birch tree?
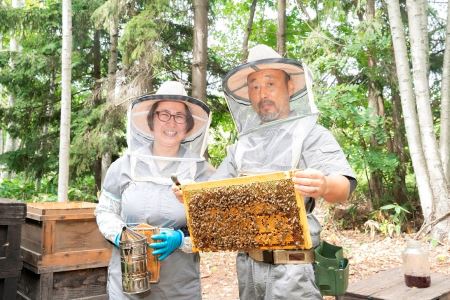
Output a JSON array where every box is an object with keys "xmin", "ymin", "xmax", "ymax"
[
  {"xmin": 57, "ymin": 0, "xmax": 72, "ymax": 202},
  {"xmin": 192, "ymin": 0, "xmax": 208, "ymax": 101},
  {"xmin": 387, "ymin": 0, "xmax": 450, "ymax": 239},
  {"xmin": 441, "ymin": 2, "xmax": 450, "ymax": 182}
]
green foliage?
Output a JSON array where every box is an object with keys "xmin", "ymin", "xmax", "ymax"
[
  {"xmin": 0, "ymin": 174, "xmax": 97, "ymax": 202},
  {"xmin": 0, "ymin": 0, "xmax": 445, "ymax": 218},
  {"xmin": 371, "ymin": 203, "xmax": 411, "ymax": 237}
]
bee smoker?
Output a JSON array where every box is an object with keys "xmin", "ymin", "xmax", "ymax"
[{"xmin": 119, "ymin": 227, "xmax": 151, "ymax": 294}]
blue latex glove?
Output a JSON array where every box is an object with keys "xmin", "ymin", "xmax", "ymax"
[
  {"xmin": 149, "ymin": 229, "xmax": 183, "ymax": 261},
  {"xmin": 113, "ymin": 233, "xmax": 121, "ymax": 248}
]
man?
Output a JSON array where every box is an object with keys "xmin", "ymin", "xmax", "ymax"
[{"xmin": 212, "ymin": 44, "xmax": 357, "ymax": 299}]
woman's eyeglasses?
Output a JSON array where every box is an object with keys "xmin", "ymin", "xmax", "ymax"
[{"xmin": 155, "ymin": 111, "xmax": 187, "ymax": 124}]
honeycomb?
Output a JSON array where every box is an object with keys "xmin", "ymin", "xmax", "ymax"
[{"xmin": 182, "ymin": 171, "xmax": 312, "ymax": 252}]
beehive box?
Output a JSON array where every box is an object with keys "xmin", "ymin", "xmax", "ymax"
[
  {"xmin": 0, "ymin": 198, "xmax": 26, "ymax": 299},
  {"xmin": 20, "ymin": 202, "xmax": 112, "ymax": 274},
  {"xmin": 182, "ymin": 171, "xmax": 312, "ymax": 252},
  {"xmin": 17, "ymin": 266, "xmax": 107, "ymax": 300}
]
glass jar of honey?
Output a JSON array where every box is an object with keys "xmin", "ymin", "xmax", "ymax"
[{"xmin": 402, "ymin": 240, "xmax": 431, "ymax": 288}]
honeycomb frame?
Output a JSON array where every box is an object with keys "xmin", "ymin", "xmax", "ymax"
[{"xmin": 182, "ymin": 171, "xmax": 312, "ymax": 252}]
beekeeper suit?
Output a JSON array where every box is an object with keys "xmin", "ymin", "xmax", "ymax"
[
  {"xmin": 212, "ymin": 45, "xmax": 356, "ymax": 299},
  {"xmin": 95, "ymin": 81, "xmax": 213, "ymax": 300}
]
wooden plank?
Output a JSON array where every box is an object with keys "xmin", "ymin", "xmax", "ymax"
[
  {"xmin": 344, "ymin": 268, "xmax": 450, "ymax": 300},
  {"xmin": 17, "ymin": 267, "xmax": 107, "ymax": 300},
  {"xmin": 26, "ymin": 202, "xmax": 96, "ymax": 217},
  {"xmin": 39, "ymin": 249, "xmax": 111, "ymax": 270},
  {"xmin": 0, "ymin": 259, "xmax": 23, "ymax": 277},
  {"xmin": 345, "ymin": 268, "xmax": 402, "ymax": 297},
  {"xmin": 0, "ymin": 276, "xmax": 19, "ymax": 300},
  {"xmin": 20, "ymin": 221, "xmax": 42, "ymax": 254},
  {"xmin": 21, "ymin": 248, "xmax": 42, "ymax": 270},
  {"xmin": 26, "ymin": 212, "xmax": 95, "ymax": 222},
  {"xmin": 17, "ymin": 267, "xmax": 44, "ymax": 300},
  {"xmin": 0, "ymin": 198, "xmax": 26, "ymax": 219},
  {"xmin": 43, "ymin": 220, "xmax": 55, "ymax": 255},
  {"xmin": 40, "ymin": 272, "xmax": 53, "ymax": 300},
  {"xmin": 52, "ymin": 268, "xmax": 107, "ymax": 300},
  {"xmin": 53, "ymin": 220, "xmax": 111, "ymax": 252}
]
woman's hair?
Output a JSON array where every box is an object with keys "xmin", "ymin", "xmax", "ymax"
[{"xmin": 147, "ymin": 100, "xmax": 194, "ymax": 133}]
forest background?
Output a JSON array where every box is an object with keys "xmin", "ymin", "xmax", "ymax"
[{"xmin": 0, "ymin": 0, "xmax": 449, "ymax": 240}]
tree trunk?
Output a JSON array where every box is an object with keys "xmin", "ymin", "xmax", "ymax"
[
  {"xmin": 420, "ymin": 0, "xmax": 429, "ymax": 78},
  {"xmin": 406, "ymin": 0, "xmax": 450, "ymax": 238},
  {"xmin": 388, "ymin": 43, "xmax": 409, "ymax": 204},
  {"xmin": 365, "ymin": 0, "xmax": 383, "ymax": 206},
  {"xmin": 192, "ymin": 0, "xmax": 208, "ymax": 101},
  {"xmin": 242, "ymin": 0, "xmax": 257, "ymax": 61},
  {"xmin": 391, "ymin": 89, "xmax": 409, "ymax": 204},
  {"xmin": 440, "ymin": 1, "xmax": 450, "ymax": 182},
  {"xmin": 386, "ymin": 0, "xmax": 433, "ymax": 220},
  {"xmin": 101, "ymin": 16, "xmax": 119, "ymax": 185},
  {"xmin": 277, "ymin": 0, "xmax": 286, "ymax": 56},
  {"xmin": 0, "ymin": 33, "xmax": 3, "ymax": 155},
  {"xmin": 92, "ymin": 30, "xmax": 102, "ymax": 192},
  {"xmin": 57, "ymin": 0, "xmax": 72, "ymax": 202}
]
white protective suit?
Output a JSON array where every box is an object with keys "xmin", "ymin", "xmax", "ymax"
[
  {"xmin": 213, "ymin": 45, "xmax": 357, "ymax": 300},
  {"xmin": 95, "ymin": 81, "xmax": 214, "ymax": 300}
]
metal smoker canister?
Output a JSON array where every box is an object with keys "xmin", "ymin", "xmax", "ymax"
[{"xmin": 119, "ymin": 227, "xmax": 151, "ymax": 294}]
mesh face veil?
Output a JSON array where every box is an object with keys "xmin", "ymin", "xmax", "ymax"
[
  {"xmin": 222, "ymin": 45, "xmax": 319, "ymax": 175},
  {"xmin": 126, "ymin": 81, "xmax": 211, "ymax": 184}
]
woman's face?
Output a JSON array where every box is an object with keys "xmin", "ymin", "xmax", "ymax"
[{"xmin": 152, "ymin": 101, "xmax": 188, "ymax": 149}]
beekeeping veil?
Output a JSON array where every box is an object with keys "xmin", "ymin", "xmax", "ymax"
[
  {"xmin": 222, "ymin": 44, "xmax": 319, "ymax": 174},
  {"xmin": 127, "ymin": 81, "xmax": 211, "ymax": 184}
]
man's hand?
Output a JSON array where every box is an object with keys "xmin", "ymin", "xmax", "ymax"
[
  {"xmin": 292, "ymin": 168, "xmax": 327, "ymax": 199},
  {"xmin": 293, "ymin": 169, "xmax": 351, "ymax": 203}
]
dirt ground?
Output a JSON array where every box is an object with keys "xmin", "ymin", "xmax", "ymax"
[{"xmin": 199, "ymin": 217, "xmax": 450, "ymax": 299}]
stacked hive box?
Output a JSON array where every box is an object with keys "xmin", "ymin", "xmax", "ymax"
[
  {"xmin": 17, "ymin": 202, "xmax": 113, "ymax": 300},
  {"xmin": 0, "ymin": 198, "xmax": 26, "ymax": 300}
]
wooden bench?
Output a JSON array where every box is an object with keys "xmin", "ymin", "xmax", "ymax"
[{"xmin": 343, "ymin": 268, "xmax": 450, "ymax": 300}]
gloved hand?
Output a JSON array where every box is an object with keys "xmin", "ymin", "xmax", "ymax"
[
  {"xmin": 113, "ymin": 232, "xmax": 121, "ymax": 248},
  {"xmin": 149, "ymin": 229, "xmax": 184, "ymax": 261}
]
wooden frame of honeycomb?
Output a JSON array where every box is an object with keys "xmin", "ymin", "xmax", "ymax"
[{"xmin": 181, "ymin": 171, "xmax": 312, "ymax": 252}]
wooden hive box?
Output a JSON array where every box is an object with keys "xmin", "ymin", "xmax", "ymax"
[
  {"xmin": 182, "ymin": 171, "xmax": 312, "ymax": 252},
  {"xmin": 17, "ymin": 266, "xmax": 108, "ymax": 300},
  {"xmin": 20, "ymin": 202, "xmax": 112, "ymax": 274},
  {"xmin": 0, "ymin": 198, "xmax": 27, "ymax": 299}
]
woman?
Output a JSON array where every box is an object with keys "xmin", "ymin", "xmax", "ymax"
[{"xmin": 95, "ymin": 81, "xmax": 213, "ymax": 299}]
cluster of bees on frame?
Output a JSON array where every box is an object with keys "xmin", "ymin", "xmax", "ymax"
[{"xmin": 186, "ymin": 178, "xmax": 306, "ymax": 251}]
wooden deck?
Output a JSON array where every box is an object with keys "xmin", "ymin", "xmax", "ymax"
[{"xmin": 343, "ymin": 268, "xmax": 450, "ymax": 300}]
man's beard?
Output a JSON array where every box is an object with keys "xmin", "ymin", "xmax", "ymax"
[{"xmin": 258, "ymin": 99, "xmax": 280, "ymax": 123}]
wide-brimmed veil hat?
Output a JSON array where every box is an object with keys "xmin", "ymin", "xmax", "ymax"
[
  {"xmin": 130, "ymin": 81, "xmax": 210, "ymax": 141},
  {"xmin": 128, "ymin": 81, "xmax": 211, "ymax": 156},
  {"xmin": 126, "ymin": 81, "xmax": 211, "ymax": 184},
  {"xmin": 222, "ymin": 45, "xmax": 320, "ymax": 175},
  {"xmin": 223, "ymin": 44, "xmax": 310, "ymax": 103},
  {"xmin": 222, "ymin": 44, "xmax": 318, "ymax": 135}
]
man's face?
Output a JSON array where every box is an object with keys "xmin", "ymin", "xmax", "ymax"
[{"xmin": 247, "ymin": 69, "xmax": 294, "ymax": 122}]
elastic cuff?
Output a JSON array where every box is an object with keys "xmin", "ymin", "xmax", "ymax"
[{"xmin": 177, "ymin": 229, "xmax": 185, "ymax": 247}]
